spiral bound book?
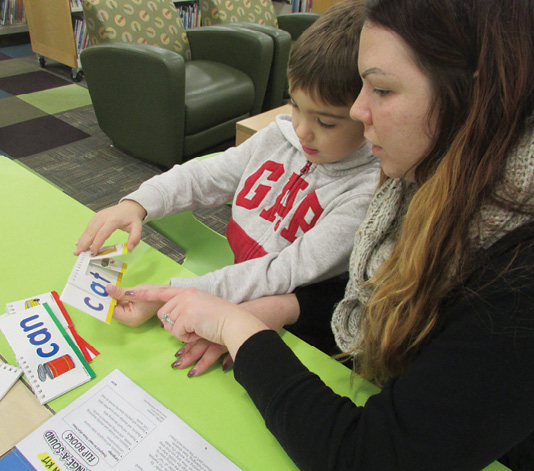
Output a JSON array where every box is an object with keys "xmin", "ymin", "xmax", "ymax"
[
  {"xmin": 0, "ymin": 302, "xmax": 95, "ymax": 404},
  {"xmin": 6, "ymin": 291, "xmax": 99, "ymax": 363},
  {"xmin": 0, "ymin": 362, "xmax": 23, "ymax": 400},
  {"xmin": 61, "ymin": 244, "xmax": 128, "ymax": 324}
]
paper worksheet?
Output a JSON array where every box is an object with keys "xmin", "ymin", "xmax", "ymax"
[{"xmin": 16, "ymin": 369, "xmax": 242, "ymax": 471}]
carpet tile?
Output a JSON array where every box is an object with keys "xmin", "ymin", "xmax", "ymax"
[
  {"xmin": 0, "ymin": 115, "xmax": 90, "ymax": 158},
  {"xmin": 19, "ymin": 84, "xmax": 92, "ymax": 115},
  {"xmin": 0, "ymin": 96, "xmax": 47, "ymax": 127},
  {"xmin": 0, "ymin": 44, "xmax": 91, "ymax": 159},
  {"xmin": 0, "ymin": 70, "xmax": 71, "ymax": 94},
  {"xmin": 0, "ymin": 43, "xmax": 33, "ymax": 58},
  {"xmin": 0, "ymin": 56, "xmax": 40, "ymax": 78}
]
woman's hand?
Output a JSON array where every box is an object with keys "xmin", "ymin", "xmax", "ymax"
[
  {"xmin": 108, "ymin": 283, "xmax": 169, "ymax": 327},
  {"xmin": 109, "ymin": 286, "xmax": 269, "ymax": 359},
  {"xmin": 172, "ymin": 339, "xmax": 232, "ymax": 377},
  {"xmin": 74, "ymin": 200, "xmax": 147, "ymax": 255}
]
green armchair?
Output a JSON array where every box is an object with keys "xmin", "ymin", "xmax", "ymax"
[
  {"xmin": 80, "ymin": 0, "xmax": 273, "ymax": 168},
  {"xmin": 228, "ymin": 22, "xmax": 291, "ymax": 111},
  {"xmin": 200, "ymin": 0, "xmax": 319, "ymax": 110},
  {"xmin": 277, "ymin": 12, "xmax": 321, "ymax": 43}
]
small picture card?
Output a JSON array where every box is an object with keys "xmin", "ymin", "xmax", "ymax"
[{"xmin": 90, "ymin": 243, "xmax": 128, "ymax": 260}]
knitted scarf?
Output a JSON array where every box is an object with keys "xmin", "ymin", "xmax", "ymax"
[{"xmin": 331, "ymin": 121, "xmax": 534, "ymax": 353}]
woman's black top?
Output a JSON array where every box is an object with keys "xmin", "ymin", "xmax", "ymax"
[{"xmin": 234, "ymin": 223, "xmax": 534, "ymax": 471}]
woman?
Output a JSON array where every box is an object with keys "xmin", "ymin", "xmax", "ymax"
[{"xmin": 110, "ymin": 0, "xmax": 534, "ymax": 469}]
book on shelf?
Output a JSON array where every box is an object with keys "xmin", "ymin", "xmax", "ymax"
[
  {"xmin": 0, "ymin": 0, "xmax": 26, "ymax": 25},
  {"xmin": 291, "ymin": 0, "xmax": 313, "ymax": 13},
  {"xmin": 73, "ymin": 17, "xmax": 88, "ymax": 54},
  {"xmin": 176, "ymin": 1, "xmax": 201, "ymax": 29}
]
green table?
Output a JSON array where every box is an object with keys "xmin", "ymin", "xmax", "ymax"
[{"xmin": 0, "ymin": 157, "xmax": 509, "ymax": 470}]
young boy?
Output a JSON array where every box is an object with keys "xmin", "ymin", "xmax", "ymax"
[{"xmin": 75, "ymin": 0, "xmax": 378, "ymax": 311}]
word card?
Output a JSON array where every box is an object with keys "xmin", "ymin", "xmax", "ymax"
[
  {"xmin": 61, "ymin": 244, "xmax": 128, "ymax": 324},
  {"xmin": 7, "ymin": 291, "xmax": 99, "ymax": 362},
  {"xmin": 0, "ymin": 303, "xmax": 95, "ymax": 404}
]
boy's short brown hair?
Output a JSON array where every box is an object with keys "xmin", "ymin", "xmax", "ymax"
[{"xmin": 288, "ymin": 0, "xmax": 365, "ymax": 107}]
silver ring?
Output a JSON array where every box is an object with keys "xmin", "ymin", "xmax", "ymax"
[{"xmin": 161, "ymin": 313, "xmax": 175, "ymax": 325}]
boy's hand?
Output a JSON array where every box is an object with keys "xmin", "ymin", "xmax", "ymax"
[
  {"xmin": 74, "ymin": 200, "xmax": 147, "ymax": 255},
  {"xmin": 107, "ymin": 283, "xmax": 168, "ymax": 327},
  {"xmin": 172, "ymin": 339, "xmax": 232, "ymax": 377}
]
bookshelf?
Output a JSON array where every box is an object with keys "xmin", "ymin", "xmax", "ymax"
[
  {"xmin": 24, "ymin": 0, "xmax": 86, "ymax": 81},
  {"xmin": 0, "ymin": 0, "xmax": 27, "ymax": 35}
]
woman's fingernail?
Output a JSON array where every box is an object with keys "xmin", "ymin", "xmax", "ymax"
[
  {"xmin": 222, "ymin": 360, "xmax": 234, "ymax": 372},
  {"xmin": 172, "ymin": 359, "xmax": 182, "ymax": 368},
  {"xmin": 160, "ymin": 321, "xmax": 164, "ymax": 328},
  {"xmin": 125, "ymin": 291, "xmax": 135, "ymax": 296},
  {"xmin": 175, "ymin": 348, "xmax": 184, "ymax": 357},
  {"xmin": 187, "ymin": 367, "xmax": 198, "ymax": 378}
]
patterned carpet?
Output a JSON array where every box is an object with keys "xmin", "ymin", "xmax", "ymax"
[{"xmin": 0, "ymin": 34, "xmax": 231, "ymax": 264}]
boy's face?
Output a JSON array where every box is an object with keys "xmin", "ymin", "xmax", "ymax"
[{"xmin": 290, "ymin": 88, "xmax": 366, "ymax": 164}]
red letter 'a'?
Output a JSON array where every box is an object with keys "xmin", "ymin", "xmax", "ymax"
[{"xmin": 260, "ymin": 173, "xmax": 309, "ymax": 223}]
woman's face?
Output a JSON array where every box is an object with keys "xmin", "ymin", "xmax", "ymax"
[{"xmin": 351, "ymin": 21, "xmax": 437, "ymax": 181}]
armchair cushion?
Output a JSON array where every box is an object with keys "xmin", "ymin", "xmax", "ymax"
[
  {"xmin": 184, "ymin": 61, "xmax": 255, "ymax": 135},
  {"xmin": 200, "ymin": 0, "xmax": 278, "ymax": 27},
  {"xmin": 187, "ymin": 26, "xmax": 273, "ymax": 116},
  {"xmin": 83, "ymin": 0, "xmax": 191, "ymax": 60}
]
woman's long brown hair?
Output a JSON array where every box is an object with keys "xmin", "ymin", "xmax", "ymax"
[{"xmin": 354, "ymin": 0, "xmax": 534, "ymax": 385}]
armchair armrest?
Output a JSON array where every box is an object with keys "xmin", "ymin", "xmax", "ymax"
[
  {"xmin": 187, "ymin": 26, "xmax": 274, "ymax": 115},
  {"xmin": 277, "ymin": 13, "xmax": 321, "ymax": 41},
  {"xmin": 81, "ymin": 43, "xmax": 187, "ymax": 168}
]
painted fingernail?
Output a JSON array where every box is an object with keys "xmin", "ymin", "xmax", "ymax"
[
  {"xmin": 172, "ymin": 359, "xmax": 182, "ymax": 368},
  {"xmin": 187, "ymin": 367, "xmax": 198, "ymax": 378},
  {"xmin": 160, "ymin": 321, "xmax": 164, "ymax": 328},
  {"xmin": 175, "ymin": 348, "xmax": 184, "ymax": 357},
  {"xmin": 222, "ymin": 360, "xmax": 234, "ymax": 372},
  {"xmin": 125, "ymin": 291, "xmax": 135, "ymax": 296}
]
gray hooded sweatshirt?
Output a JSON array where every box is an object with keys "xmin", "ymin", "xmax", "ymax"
[{"xmin": 125, "ymin": 115, "xmax": 380, "ymax": 303}]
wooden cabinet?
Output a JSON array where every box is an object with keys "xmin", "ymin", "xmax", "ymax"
[{"xmin": 312, "ymin": 0, "xmax": 337, "ymax": 13}]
